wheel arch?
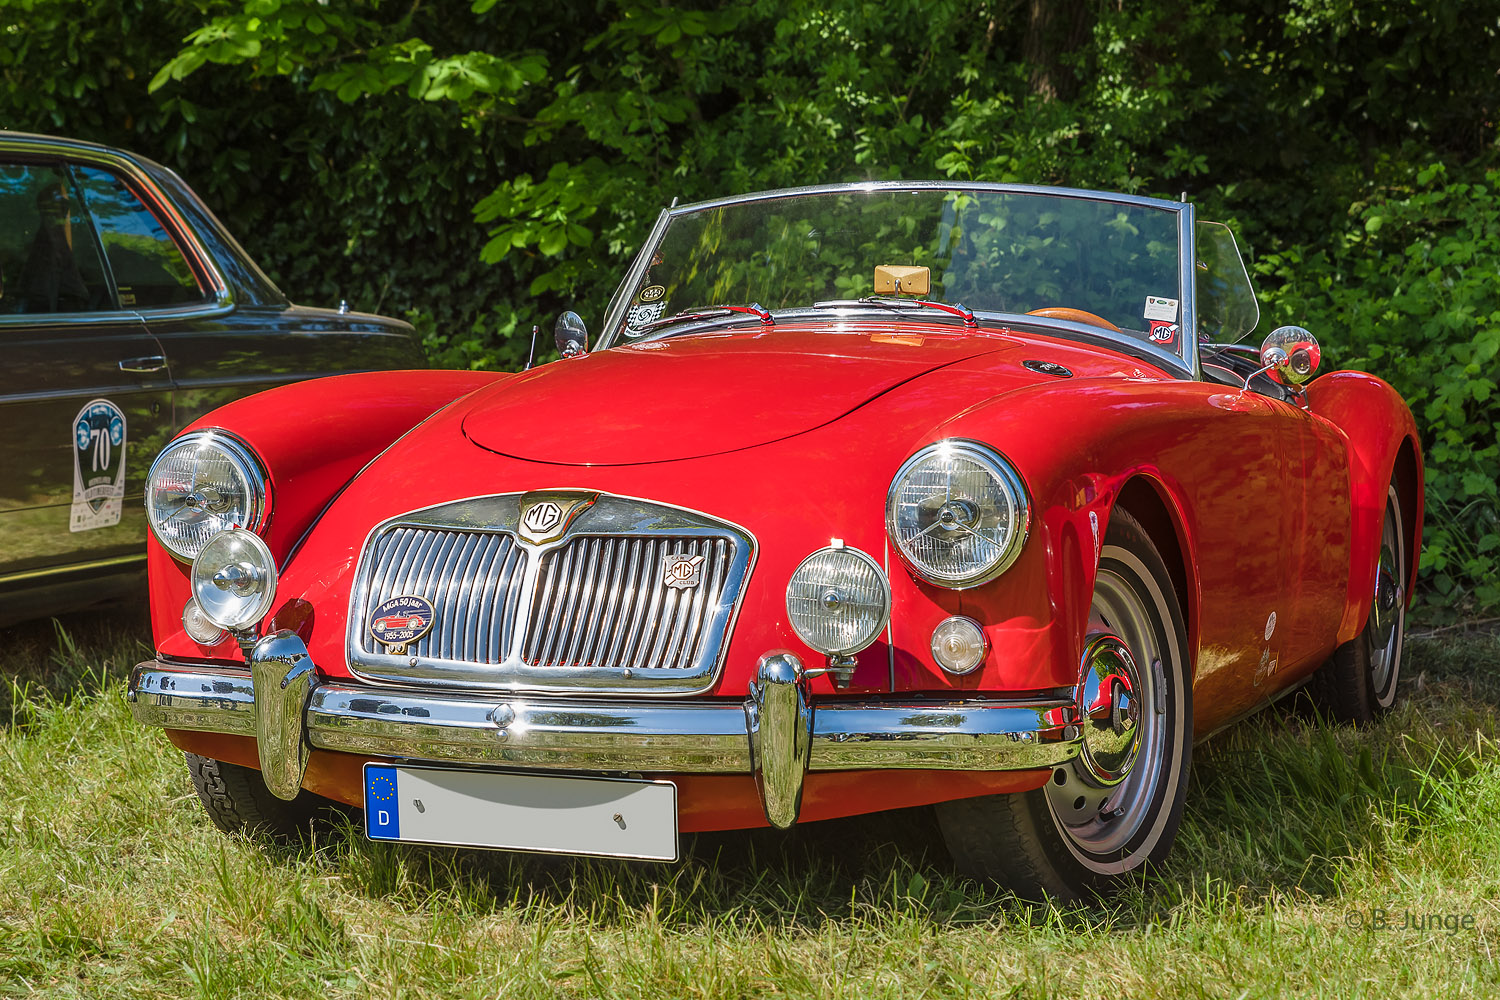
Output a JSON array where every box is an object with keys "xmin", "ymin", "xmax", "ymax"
[
  {"xmin": 1111, "ymin": 475, "xmax": 1199, "ymax": 679},
  {"xmin": 1392, "ymin": 435, "xmax": 1423, "ymax": 607}
]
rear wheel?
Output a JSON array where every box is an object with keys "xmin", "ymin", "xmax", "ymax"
[
  {"xmin": 1309, "ymin": 482, "xmax": 1406, "ymax": 724},
  {"xmin": 183, "ymin": 752, "xmax": 327, "ymax": 838},
  {"xmin": 936, "ymin": 509, "xmax": 1192, "ymax": 900}
]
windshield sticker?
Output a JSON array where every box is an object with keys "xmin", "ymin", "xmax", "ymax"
[
  {"xmin": 1144, "ymin": 296, "xmax": 1179, "ymax": 322},
  {"xmin": 637, "ymin": 284, "xmax": 666, "ymax": 303},
  {"xmin": 1148, "ymin": 321, "xmax": 1179, "ymax": 345},
  {"xmin": 70, "ymin": 398, "xmax": 126, "ymax": 532},
  {"xmin": 626, "ymin": 301, "xmax": 665, "ymax": 333}
]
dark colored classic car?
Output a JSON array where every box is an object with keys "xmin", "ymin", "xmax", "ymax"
[
  {"xmin": 127, "ymin": 182, "xmax": 1420, "ymax": 900},
  {"xmin": 0, "ymin": 132, "xmax": 424, "ymax": 625}
]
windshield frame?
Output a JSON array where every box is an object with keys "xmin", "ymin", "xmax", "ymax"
[{"xmin": 598, "ymin": 181, "xmax": 1200, "ymax": 379}]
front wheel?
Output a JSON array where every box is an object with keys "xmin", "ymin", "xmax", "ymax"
[
  {"xmin": 936, "ymin": 508, "xmax": 1193, "ymax": 900},
  {"xmin": 183, "ymin": 753, "xmax": 327, "ymax": 838}
]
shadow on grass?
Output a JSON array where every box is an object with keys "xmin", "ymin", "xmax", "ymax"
[
  {"xmin": 14, "ymin": 600, "xmax": 1500, "ymax": 929},
  {"xmin": 0, "ymin": 596, "xmax": 150, "ymax": 725},
  {"xmin": 272, "ymin": 630, "xmax": 1500, "ymax": 929}
]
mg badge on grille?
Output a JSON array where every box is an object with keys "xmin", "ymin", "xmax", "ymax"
[
  {"xmin": 664, "ymin": 553, "xmax": 706, "ymax": 589},
  {"xmin": 517, "ymin": 491, "xmax": 599, "ymax": 544},
  {"xmin": 369, "ymin": 595, "xmax": 435, "ymax": 655}
]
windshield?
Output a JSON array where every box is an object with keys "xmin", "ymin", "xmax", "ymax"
[{"xmin": 601, "ymin": 186, "xmax": 1186, "ymax": 356}]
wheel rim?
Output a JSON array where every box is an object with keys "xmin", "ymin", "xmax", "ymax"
[
  {"xmin": 1368, "ymin": 487, "xmax": 1405, "ymax": 702},
  {"xmin": 1045, "ymin": 563, "xmax": 1168, "ymax": 858}
]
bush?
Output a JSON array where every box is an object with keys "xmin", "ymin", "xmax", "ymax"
[{"xmin": 1258, "ymin": 166, "xmax": 1500, "ymax": 613}]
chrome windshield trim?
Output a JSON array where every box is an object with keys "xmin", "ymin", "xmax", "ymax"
[
  {"xmin": 599, "ymin": 206, "xmax": 673, "ymax": 351},
  {"xmin": 598, "ymin": 181, "xmax": 1191, "ymax": 373},
  {"xmin": 668, "ymin": 180, "xmax": 1185, "ymax": 216},
  {"xmin": 1178, "ymin": 200, "xmax": 1201, "ymax": 377}
]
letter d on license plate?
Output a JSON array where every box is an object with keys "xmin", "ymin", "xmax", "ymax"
[{"xmin": 363, "ymin": 764, "xmax": 678, "ymax": 861}]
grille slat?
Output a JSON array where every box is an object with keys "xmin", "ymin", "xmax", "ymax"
[
  {"xmin": 351, "ymin": 496, "xmax": 748, "ymax": 691},
  {"xmin": 445, "ymin": 533, "xmax": 485, "ymax": 661},
  {"xmin": 357, "ymin": 528, "xmax": 525, "ymax": 663},
  {"xmin": 516, "ymin": 534, "xmax": 734, "ymax": 672}
]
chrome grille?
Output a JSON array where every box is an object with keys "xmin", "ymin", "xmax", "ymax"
[
  {"xmin": 523, "ymin": 536, "xmax": 732, "ymax": 669},
  {"xmin": 354, "ymin": 527, "xmax": 526, "ymax": 663},
  {"xmin": 346, "ymin": 493, "xmax": 755, "ymax": 695}
]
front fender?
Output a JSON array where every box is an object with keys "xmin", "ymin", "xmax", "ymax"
[
  {"xmin": 149, "ymin": 369, "xmax": 507, "ymax": 656},
  {"xmin": 1304, "ymin": 370, "xmax": 1424, "ymax": 642}
]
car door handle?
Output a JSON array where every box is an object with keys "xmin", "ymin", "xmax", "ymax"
[{"xmin": 118, "ymin": 356, "xmax": 168, "ymax": 373}]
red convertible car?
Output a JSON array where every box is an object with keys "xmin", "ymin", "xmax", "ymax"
[{"xmin": 128, "ymin": 182, "xmax": 1420, "ymax": 899}]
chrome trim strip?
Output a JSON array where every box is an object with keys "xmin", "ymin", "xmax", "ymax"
[
  {"xmin": 0, "ymin": 553, "xmax": 145, "ymax": 586},
  {"xmin": 127, "ymin": 653, "xmax": 1081, "ymax": 784}
]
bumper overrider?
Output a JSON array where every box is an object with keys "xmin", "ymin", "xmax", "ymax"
[{"xmin": 128, "ymin": 632, "xmax": 1083, "ymax": 829}]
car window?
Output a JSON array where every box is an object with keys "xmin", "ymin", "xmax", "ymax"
[
  {"xmin": 1195, "ymin": 221, "xmax": 1259, "ymax": 344},
  {"xmin": 71, "ymin": 165, "xmax": 208, "ymax": 309},
  {"xmin": 0, "ymin": 162, "xmax": 114, "ymax": 314}
]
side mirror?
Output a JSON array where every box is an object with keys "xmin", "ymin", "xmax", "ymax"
[
  {"xmin": 555, "ymin": 311, "xmax": 589, "ymax": 358},
  {"xmin": 1259, "ymin": 325, "xmax": 1320, "ymax": 385}
]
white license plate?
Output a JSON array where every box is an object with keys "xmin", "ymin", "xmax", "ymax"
[{"xmin": 363, "ymin": 764, "xmax": 678, "ymax": 861}]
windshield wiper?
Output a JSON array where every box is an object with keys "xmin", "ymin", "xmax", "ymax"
[
  {"xmin": 813, "ymin": 296, "xmax": 977, "ymax": 328},
  {"xmin": 630, "ymin": 302, "xmax": 774, "ymax": 335}
]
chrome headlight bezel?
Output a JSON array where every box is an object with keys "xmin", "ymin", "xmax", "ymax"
[
  {"xmin": 785, "ymin": 544, "xmax": 892, "ymax": 658},
  {"xmin": 146, "ymin": 430, "xmax": 270, "ymax": 562},
  {"xmin": 885, "ymin": 438, "xmax": 1030, "ymax": 589}
]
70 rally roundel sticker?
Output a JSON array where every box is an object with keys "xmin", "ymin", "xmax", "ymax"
[
  {"xmin": 70, "ymin": 398, "xmax": 127, "ymax": 532},
  {"xmin": 368, "ymin": 595, "xmax": 436, "ymax": 655}
]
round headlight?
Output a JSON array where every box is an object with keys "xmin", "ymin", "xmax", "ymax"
[
  {"xmin": 885, "ymin": 439, "xmax": 1028, "ymax": 588},
  {"xmin": 191, "ymin": 528, "xmax": 277, "ymax": 631},
  {"xmin": 786, "ymin": 545, "xmax": 891, "ymax": 657},
  {"xmin": 146, "ymin": 431, "xmax": 268, "ymax": 561}
]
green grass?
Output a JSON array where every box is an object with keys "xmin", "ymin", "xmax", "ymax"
[{"xmin": 2, "ymin": 607, "xmax": 1498, "ymax": 998}]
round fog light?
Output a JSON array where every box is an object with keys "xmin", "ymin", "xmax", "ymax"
[
  {"xmin": 786, "ymin": 545, "xmax": 891, "ymax": 657},
  {"xmin": 191, "ymin": 528, "xmax": 277, "ymax": 631},
  {"xmin": 931, "ymin": 616, "xmax": 987, "ymax": 675},
  {"xmin": 182, "ymin": 598, "xmax": 227, "ymax": 646}
]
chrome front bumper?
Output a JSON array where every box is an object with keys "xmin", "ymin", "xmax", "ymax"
[{"xmin": 129, "ymin": 632, "xmax": 1082, "ymax": 828}]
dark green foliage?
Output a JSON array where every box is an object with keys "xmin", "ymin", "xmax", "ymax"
[{"xmin": 1, "ymin": 0, "xmax": 1495, "ymax": 609}]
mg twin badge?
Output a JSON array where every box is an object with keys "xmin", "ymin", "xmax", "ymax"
[
  {"xmin": 663, "ymin": 553, "xmax": 705, "ymax": 589},
  {"xmin": 517, "ymin": 491, "xmax": 598, "ymax": 544},
  {"xmin": 70, "ymin": 398, "xmax": 127, "ymax": 532},
  {"xmin": 369, "ymin": 595, "xmax": 435, "ymax": 656}
]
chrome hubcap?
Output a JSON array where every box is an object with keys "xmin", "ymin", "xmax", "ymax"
[
  {"xmin": 1075, "ymin": 635, "xmax": 1143, "ymax": 786},
  {"xmin": 1045, "ymin": 565, "xmax": 1167, "ymax": 856}
]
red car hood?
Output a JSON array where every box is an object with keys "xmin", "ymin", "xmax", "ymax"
[{"xmin": 461, "ymin": 326, "xmax": 1008, "ymax": 465}]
